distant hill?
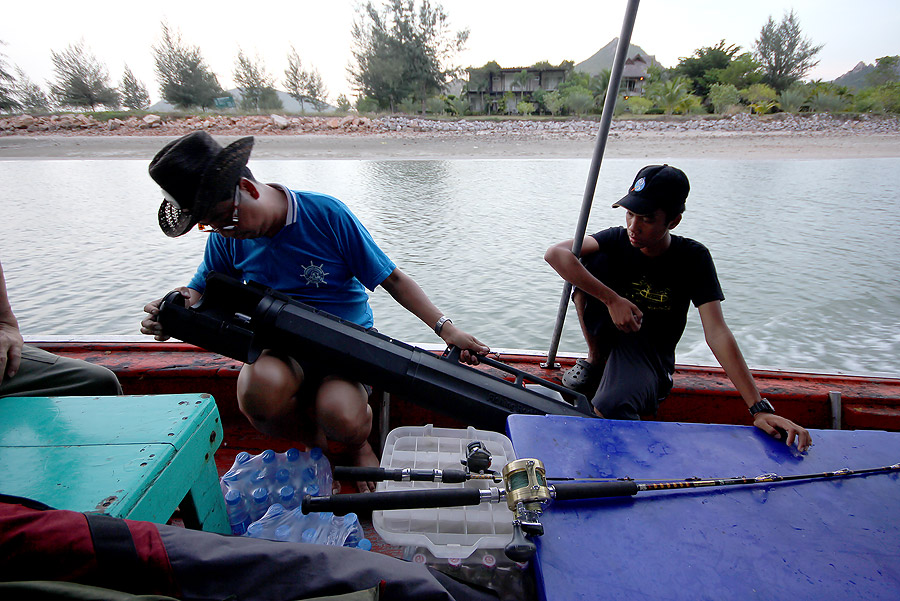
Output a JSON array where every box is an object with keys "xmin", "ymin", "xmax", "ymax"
[
  {"xmin": 575, "ymin": 38, "xmax": 661, "ymax": 76},
  {"xmin": 833, "ymin": 62, "xmax": 875, "ymax": 89},
  {"xmin": 832, "ymin": 59, "xmax": 900, "ymax": 89},
  {"xmin": 148, "ymin": 88, "xmax": 334, "ymax": 113}
]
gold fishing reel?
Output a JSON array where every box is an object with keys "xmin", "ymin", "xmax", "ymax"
[{"xmin": 502, "ymin": 458, "xmax": 552, "ymax": 511}]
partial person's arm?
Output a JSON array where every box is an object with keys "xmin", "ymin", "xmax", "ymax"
[
  {"xmin": 140, "ymin": 287, "xmax": 203, "ymax": 341},
  {"xmin": 379, "ymin": 268, "xmax": 489, "ymax": 364},
  {"xmin": 0, "ymin": 260, "xmax": 24, "ymax": 379},
  {"xmin": 544, "ymin": 237, "xmax": 643, "ymax": 332},
  {"xmin": 698, "ymin": 300, "xmax": 812, "ymax": 451}
]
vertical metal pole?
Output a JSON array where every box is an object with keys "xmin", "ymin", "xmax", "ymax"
[{"xmin": 544, "ymin": 0, "xmax": 641, "ymax": 369}]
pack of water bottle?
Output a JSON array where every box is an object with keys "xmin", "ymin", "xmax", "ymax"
[
  {"xmin": 220, "ymin": 447, "xmax": 334, "ymax": 536},
  {"xmin": 241, "ymin": 502, "xmax": 371, "ymax": 550}
]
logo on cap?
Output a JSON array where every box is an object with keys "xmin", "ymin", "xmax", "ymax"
[{"xmin": 633, "ymin": 177, "xmax": 646, "ymax": 192}]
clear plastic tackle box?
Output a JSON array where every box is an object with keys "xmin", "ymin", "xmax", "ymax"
[{"xmin": 372, "ymin": 424, "xmax": 517, "ymax": 559}]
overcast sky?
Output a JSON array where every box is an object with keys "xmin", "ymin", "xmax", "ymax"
[{"xmin": 2, "ymin": 0, "xmax": 897, "ymax": 105}]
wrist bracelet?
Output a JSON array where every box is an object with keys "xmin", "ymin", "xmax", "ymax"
[{"xmin": 434, "ymin": 316, "xmax": 451, "ymax": 336}]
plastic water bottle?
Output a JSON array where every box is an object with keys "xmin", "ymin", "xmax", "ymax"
[
  {"xmin": 259, "ymin": 449, "xmax": 278, "ymax": 483},
  {"xmin": 303, "ymin": 483, "xmax": 320, "ymax": 499},
  {"xmin": 337, "ymin": 513, "xmax": 363, "ymax": 548},
  {"xmin": 277, "ymin": 485, "xmax": 299, "ymax": 510},
  {"xmin": 309, "ymin": 447, "xmax": 333, "ymax": 495},
  {"xmin": 245, "ymin": 503, "xmax": 286, "ymax": 539},
  {"xmin": 249, "ymin": 487, "xmax": 270, "ymax": 522},
  {"xmin": 224, "ymin": 489, "xmax": 252, "ymax": 535},
  {"xmin": 283, "ymin": 447, "xmax": 310, "ymax": 488}
]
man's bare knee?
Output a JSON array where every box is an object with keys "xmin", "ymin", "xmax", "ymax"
[
  {"xmin": 316, "ymin": 378, "xmax": 371, "ymax": 443},
  {"xmin": 236, "ymin": 352, "xmax": 302, "ymax": 423}
]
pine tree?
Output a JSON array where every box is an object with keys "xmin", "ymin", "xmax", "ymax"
[
  {"xmin": 49, "ymin": 41, "xmax": 120, "ymax": 111},
  {"xmin": 120, "ymin": 65, "xmax": 151, "ymax": 110}
]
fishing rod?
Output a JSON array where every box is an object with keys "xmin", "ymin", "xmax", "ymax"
[
  {"xmin": 306, "ymin": 457, "xmax": 900, "ymax": 562},
  {"xmin": 334, "ymin": 441, "xmax": 502, "ymax": 484}
]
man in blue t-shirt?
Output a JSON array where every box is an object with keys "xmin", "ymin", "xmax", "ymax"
[
  {"xmin": 141, "ymin": 132, "xmax": 489, "ymax": 491},
  {"xmin": 545, "ymin": 164, "xmax": 811, "ymax": 451}
]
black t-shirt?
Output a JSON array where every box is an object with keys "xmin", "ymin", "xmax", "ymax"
[{"xmin": 580, "ymin": 227, "xmax": 724, "ymax": 370}]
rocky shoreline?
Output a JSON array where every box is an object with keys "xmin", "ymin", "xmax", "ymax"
[{"xmin": 2, "ymin": 111, "xmax": 899, "ymax": 140}]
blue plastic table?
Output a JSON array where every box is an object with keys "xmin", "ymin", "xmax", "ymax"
[
  {"xmin": 506, "ymin": 415, "xmax": 900, "ymax": 601},
  {"xmin": 0, "ymin": 393, "xmax": 229, "ymax": 534}
]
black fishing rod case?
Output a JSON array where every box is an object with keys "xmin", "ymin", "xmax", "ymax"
[{"xmin": 157, "ymin": 272, "xmax": 592, "ymax": 431}]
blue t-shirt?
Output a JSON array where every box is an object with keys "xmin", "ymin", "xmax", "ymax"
[{"xmin": 188, "ymin": 186, "xmax": 396, "ymax": 328}]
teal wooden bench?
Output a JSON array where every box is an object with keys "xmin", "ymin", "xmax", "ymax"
[{"xmin": 0, "ymin": 393, "xmax": 230, "ymax": 534}]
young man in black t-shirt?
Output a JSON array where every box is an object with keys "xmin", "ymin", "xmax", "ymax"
[{"xmin": 545, "ymin": 164, "xmax": 811, "ymax": 451}]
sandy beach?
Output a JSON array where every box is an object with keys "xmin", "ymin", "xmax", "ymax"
[{"xmin": 2, "ymin": 115, "xmax": 899, "ymax": 160}]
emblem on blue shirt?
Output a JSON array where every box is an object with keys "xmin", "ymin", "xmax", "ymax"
[{"xmin": 302, "ymin": 261, "xmax": 329, "ymax": 287}]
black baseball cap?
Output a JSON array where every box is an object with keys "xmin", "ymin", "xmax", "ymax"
[{"xmin": 612, "ymin": 164, "xmax": 690, "ymax": 215}]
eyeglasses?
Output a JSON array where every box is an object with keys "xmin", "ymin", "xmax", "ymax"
[{"xmin": 197, "ymin": 185, "xmax": 241, "ymax": 233}]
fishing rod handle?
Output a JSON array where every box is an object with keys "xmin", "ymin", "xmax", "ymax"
[
  {"xmin": 333, "ymin": 466, "xmax": 469, "ymax": 484},
  {"xmin": 552, "ymin": 480, "xmax": 639, "ymax": 501},
  {"xmin": 301, "ymin": 487, "xmax": 487, "ymax": 515}
]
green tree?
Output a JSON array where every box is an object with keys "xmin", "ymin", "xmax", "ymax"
[
  {"xmin": 425, "ymin": 96, "xmax": 445, "ymax": 114},
  {"xmin": 564, "ymin": 89, "xmax": 594, "ymax": 115},
  {"xmin": 777, "ymin": 84, "xmax": 809, "ymax": 113},
  {"xmin": 13, "ymin": 67, "xmax": 50, "ymax": 112},
  {"xmin": 866, "ymin": 56, "xmax": 900, "ymax": 87},
  {"xmin": 153, "ymin": 23, "xmax": 222, "ymax": 109},
  {"xmin": 1, "ymin": 42, "xmax": 18, "ymax": 112},
  {"xmin": 356, "ymin": 96, "xmax": 379, "ymax": 113},
  {"xmin": 647, "ymin": 77, "xmax": 691, "ymax": 115},
  {"xmin": 49, "ymin": 41, "xmax": 120, "ymax": 110},
  {"xmin": 512, "ymin": 69, "xmax": 531, "ymax": 97},
  {"xmin": 446, "ymin": 95, "xmax": 468, "ymax": 115},
  {"xmin": 674, "ymin": 40, "xmax": 740, "ymax": 98},
  {"xmin": 336, "ymin": 94, "xmax": 352, "ymax": 111},
  {"xmin": 516, "ymin": 100, "xmax": 535, "ymax": 116},
  {"xmin": 543, "ymin": 90, "xmax": 565, "ymax": 116},
  {"xmin": 707, "ymin": 82, "xmax": 740, "ymax": 114},
  {"xmin": 398, "ymin": 95, "xmax": 419, "ymax": 113},
  {"xmin": 350, "ymin": 0, "xmax": 468, "ymax": 112},
  {"xmin": 119, "ymin": 65, "xmax": 150, "ymax": 110},
  {"xmin": 623, "ymin": 96, "xmax": 652, "ymax": 115},
  {"xmin": 257, "ymin": 87, "xmax": 284, "ymax": 111},
  {"xmin": 234, "ymin": 50, "xmax": 278, "ymax": 112},
  {"xmin": 754, "ymin": 10, "xmax": 823, "ymax": 92},
  {"xmin": 808, "ymin": 91, "xmax": 848, "ymax": 113},
  {"xmin": 742, "ymin": 83, "xmax": 778, "ymax": 114},
  {"xmin": 713, "ymin": 52, "xmax": 764, "ymax": 89},
  {"xmin": 284, "ymin": 47, "xmax": 329, "ymax": 111},
  {"xmin": 854, "ymin": 83, "xmax": 900, "ymax": 114}
]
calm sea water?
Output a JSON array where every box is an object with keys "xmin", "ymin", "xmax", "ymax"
[{"xmin": 1, "ymin": 157, "xmax": 899, "ymax": 377}]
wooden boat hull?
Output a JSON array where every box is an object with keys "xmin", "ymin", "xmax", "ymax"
[{"xmin": 33, "ymin": 340, "xmax": 900, "ymax": 434}]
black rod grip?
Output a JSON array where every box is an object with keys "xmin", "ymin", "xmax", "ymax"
[
  {"xmin": 334, "ymin": 466, "xmax": 470, "ymax": 484},
  {"xmin": 301, "ymin": 488, "xmax": 484, "ymax": 515},
  {"xmin": 552, "ymin": 480, "xmax": 639, "ymax": 501}
]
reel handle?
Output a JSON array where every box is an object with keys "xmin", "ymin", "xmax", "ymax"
[{"xmin": 505, "ymin": 522, "xmax": 537, "ymax": 562}]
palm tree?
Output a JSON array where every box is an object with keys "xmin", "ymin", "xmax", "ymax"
[{"xmin": 647, "ymin": 77, "xmax": 691, "ymax": 115}]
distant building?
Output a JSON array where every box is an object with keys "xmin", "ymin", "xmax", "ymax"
[
  {"xmin": 621, "ymin": 53, "xmax": 651, "ymax": 97},
  {"xmin": 465, "ymin": 66, "xmax": 568, "ymax": 114},
  {"xmin": 576, "ymin": 38, "xmax": 659, "ymax": 97}
]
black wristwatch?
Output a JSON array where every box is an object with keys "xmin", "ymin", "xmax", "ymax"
[{"xmin": 749, "ymin": 398, "xmax": 775, "ymax": 416}]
